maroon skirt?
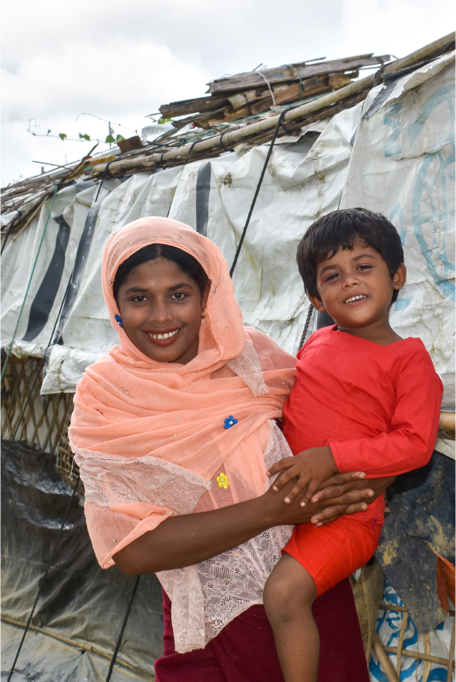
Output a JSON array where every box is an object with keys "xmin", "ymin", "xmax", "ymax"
[{"xmin": 155, "ymin": 578, "xmax": 368, "ymax": 682}]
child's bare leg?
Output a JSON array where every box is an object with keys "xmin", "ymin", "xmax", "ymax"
[{"xmin": 264, "ymin": 553, "xmax": 318, "ymax": 682}]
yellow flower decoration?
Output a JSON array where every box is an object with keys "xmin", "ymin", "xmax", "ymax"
[{"xmin": 217, "ymin": 472, "xmax": 229, "ymax": 489}]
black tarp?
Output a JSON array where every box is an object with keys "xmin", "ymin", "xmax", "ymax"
[
  {"xmin": 1, "ymin": 441, "xmax": 164, "ymax": 681},
  {"xmin": 375, "ymin": 450, "xmax": 455, "ymax": 633}
]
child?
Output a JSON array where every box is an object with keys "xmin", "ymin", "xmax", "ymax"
[{"xmin": 263, "ymin": 208, "xmax": 443, "ymax": 682}]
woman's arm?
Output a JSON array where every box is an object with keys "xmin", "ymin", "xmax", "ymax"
[{"xmin": 114, "ymin": 473, "xmax": 393, "ymax": 575}]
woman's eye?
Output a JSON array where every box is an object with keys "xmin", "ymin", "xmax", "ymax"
[
  {"xmin": 171, "ymin": 292, "xmax": 187, "ymax": 301},
  {"xmin": 132, "ymin": 295, "xmax": 147, "ymax": 302}
]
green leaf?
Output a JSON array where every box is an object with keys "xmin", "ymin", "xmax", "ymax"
[
  {"xmin": 105, "ymin": 134, "xmax": 115, "ymax": 143},
  {"xmin": 58, "ymin": 133, "xmax": 67, "ymax": 141},
  {"xmin": 116, "ymin": 134, "xmax": 125, "ymax": 142},
  {"xmin": 79, "ymin": 132, "xmax": 91, "ymax": 141}
]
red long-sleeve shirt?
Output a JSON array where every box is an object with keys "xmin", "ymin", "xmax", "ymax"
[{"xmin": 282, "ymin": 326, "xmax": 443, "ymax": 521}]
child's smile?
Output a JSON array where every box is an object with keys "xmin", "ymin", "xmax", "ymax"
[{"xmin": 310, "ymin": 241, "xmax": 406, "ymax": 344}]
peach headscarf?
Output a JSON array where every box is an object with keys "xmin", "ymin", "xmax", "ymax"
[{"xmin": 69, "ymin": 217, "xmax": 296, "ymax": 567}]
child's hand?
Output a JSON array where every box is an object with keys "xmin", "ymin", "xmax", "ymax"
[{"xmin": 267, "ymin": 446, "xmax": 339, "ymax": 507}]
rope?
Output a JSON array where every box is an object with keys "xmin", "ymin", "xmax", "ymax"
[
  {"xmin": 105, "ymin": 576, "xmax": 141, "ymax": 682},
  {"xmin": 1, "ymin": 180, "xmax": 62, "ymax": 382},
  {"xmin": 298, "ymin": 303, "xmax": 314, "ymax": 350},
  {"xmin": 7, "ymin": 474, "xmax": 81, "ymax": 681},
  {"xmin": 257, "ymin": 70, "xmax": 276, "ymax": 107},
  {"xmin": 93, "ymin": 160, "xmax": 115, "ymax": 203},
  {"xmin": 1, "ymin": 270, "xmax": 75, "ymax": 473},
  {"xmin": 229, "ymin": 107, "xmax": 291, "ymax": 277},
  {"xmin": 219, "ymin": 131, "xmax": 230, "ymax": 152}
]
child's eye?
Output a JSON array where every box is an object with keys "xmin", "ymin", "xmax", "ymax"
[
  {"xmin": 324, "ymin": 273, "xmax": 338, "ymax": 282},
  {"xmin": 357, "ymin": 265, "xmax": 373, "ymax": 271}
]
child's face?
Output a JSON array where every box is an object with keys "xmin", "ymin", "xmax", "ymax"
[{"xmin": 309, "ymin": 240, "xmax": 406, "ymax": 334}]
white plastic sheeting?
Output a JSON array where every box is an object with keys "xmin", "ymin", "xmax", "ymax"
[
  {"xmin": 341, "ymin": 52, "xmax": 455, "ymax": 410},
  {"xmin": 1, "ymin": 55, "xmax": 454, "ymax": 408}
]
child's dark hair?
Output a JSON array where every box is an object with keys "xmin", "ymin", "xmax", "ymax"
[
  {"xmin": 296, "ymin": 208, "xmax": 404, "ymax": 303},
  {"xmin": 113, "ymin": 243, "xmax": 209, "ymax": 301}
]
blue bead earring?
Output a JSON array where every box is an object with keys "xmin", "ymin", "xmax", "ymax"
[{"xmin": 115, "ymin": 315, "xmax": 123, "ymax": 328}]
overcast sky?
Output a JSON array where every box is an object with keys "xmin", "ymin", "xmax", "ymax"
[{"xmin": 2, "ymin": 0, "xmax": 455, "ymax": 186}]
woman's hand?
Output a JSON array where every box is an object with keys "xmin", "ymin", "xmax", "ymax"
[{"xmin": 308, "ymin": 473, "xmax": 396, "ymax": 526}]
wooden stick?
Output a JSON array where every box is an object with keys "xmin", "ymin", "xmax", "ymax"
[
  {"xmin": 381, "ymin": 603, "xmax": 455, "ymax": 617},
  {"xmin": 383, "ymin": 644, "xmax": 453, "ymax": 667},
  {"xmin": 422, "ymin": 633, "xmax": 432, "ymax": 682},
  {"xmin": 447, "ymin": 617, "xmax": 455, "ymax": 681},
  {"xmin": 373, "ymin": 633, "xmax": 401, "ymax": 682},
  {"xmin": 396, "ymin": 611, "xmax": 408, "ymax": 675},
  {"xmin": 1, "ymin": 615, "xmax": 154, "ymax": 681},
  {"xmin": 439, "ymin": 413, "xmax": 455, "ymax": 432}
]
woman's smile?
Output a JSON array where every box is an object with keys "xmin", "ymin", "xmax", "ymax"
[
  {"xmin": 116, "ymin": 257, "xmax": 208, "ymax": 364},
  {"xmin": 144, "ymin": 327, "xmax": 181, "ymax": 343}
]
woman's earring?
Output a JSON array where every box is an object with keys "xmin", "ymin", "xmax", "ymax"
[
  {"xmin": 115, "ymin": 315, "xmax": 123, "ymax": 327},
  {"xmin": 201, "ymin": 306, "xmax": 207, "ymax": 319}
]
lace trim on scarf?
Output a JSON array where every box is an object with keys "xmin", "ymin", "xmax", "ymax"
[
  {"xmin": 156, "ymin": 420, "xmax": 293, "ymax": 653},
  {"xmin": 227, "ymin": 337, "xmax": 270, "ymax": 397},
  {"xmin": 71, "ymin": 444, "xmax": 212, "ymax": 516}
]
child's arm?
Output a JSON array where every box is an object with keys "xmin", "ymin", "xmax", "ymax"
[
  {"xmin": 330, "ymin": 349, "xmax": 443, "ymax": 478},
  {"xmin": 269, "ymin": 347, "xmax": 442, "ymax": 505}
]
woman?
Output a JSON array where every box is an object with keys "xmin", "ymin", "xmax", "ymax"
[{"xmin": 69, "ymin": 217, "xmax": 392, "ymax": 681}]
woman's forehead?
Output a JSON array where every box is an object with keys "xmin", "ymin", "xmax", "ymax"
[{"xmin": 121, "ymin": 257, "xmax": 195, "ymax": 285}]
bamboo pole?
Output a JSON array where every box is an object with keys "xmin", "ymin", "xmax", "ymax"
[
  {"xmin": 383, "ymin": 644, "xmax": 453, "ymax": 668},
  {"xmin": 439, "ymin": 413, "xmax": 455, "ymax": 432},
  {"xmin": 447, "ymin": 617, "xmax": 455, "ymax": 682},
  {"xmin": 422, "ymin": 633, "xmax": 432, "ymax": 682},
  {"xmin": 396, "ymin": 611, "xmax": 408, "ymax": 675},
  {"xmin": 1, "ymin": 615, "xmax": 154, "ymax": 681},
  {"xmin": 92, "ymin": 32, "xmax": 454, "ymax": 179},
  {"xmin": 373, "ymin": 633, "xmax": 401, "ymax": 682}
]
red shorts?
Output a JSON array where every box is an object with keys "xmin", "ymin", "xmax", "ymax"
[{"xmin": 284, "ymin": 515, "xmax": 382, "ymax": 597}]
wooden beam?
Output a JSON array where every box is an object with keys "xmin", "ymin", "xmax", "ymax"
[
  {"xmin": 208, "ymin": 54, "xmax": 391, "ymax": 94},
  {"xmin": 160, "ymin": 95, "xmax": 228, "ymax": 118}
]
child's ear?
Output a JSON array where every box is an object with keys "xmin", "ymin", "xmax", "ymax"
[
  {"xmin": 308, "ymin": 294, "xmax": 325, "ymax": 313},
  {"xmin": 393, "ymin": 264, "xmax": 407, "ymax": 291}
]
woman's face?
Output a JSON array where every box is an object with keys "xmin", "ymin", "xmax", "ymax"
[{"xmin": 116, "ymin": 257, "xmax": 208, "ymax": 364}]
